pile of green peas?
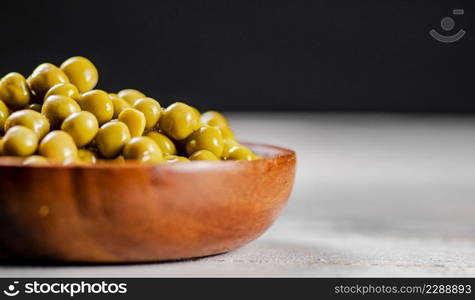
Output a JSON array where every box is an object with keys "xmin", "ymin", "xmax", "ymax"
[{"xmin": 0, "ymin": 57, "xmax": 257, "ymax": 165}]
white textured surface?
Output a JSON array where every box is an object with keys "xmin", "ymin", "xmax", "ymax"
[{"xmin": 2, "ymin": 113, "xmax": 475, "ymax": 277}]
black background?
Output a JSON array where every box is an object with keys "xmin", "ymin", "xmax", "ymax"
[{"xmin": 1, "ymin": 0, "xmax": 474, "ymax": 112}]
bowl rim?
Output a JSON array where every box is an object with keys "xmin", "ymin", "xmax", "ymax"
[{"xmin": 0, "ymin": 142, "xmax": 296, "ymax": 170}]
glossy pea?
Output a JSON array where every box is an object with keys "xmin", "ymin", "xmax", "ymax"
[
  {"xmin": 77, "ymin": 149, "xmax": 97, "ymax": 164},
  {"xmin": 41, "ymin": 95, "xmax": 81, "ymax": 128},
  {"xmin": 61, "ymin": 111, "xmax": 99, "ymax": 147},
  {"xmin": 60, "ymin": 56, "xmax": 98, "ymax": 93},
  {"xmin": 39, "ymin": 130, "xmax": 78, "ymax": 162},
  {"xmin": 189, "ymin": 149, "xmax": 219, "ymax": 161},
  {"xmin": 138, "ymin": 153, "xmax": 164, "ymax": 164},
  {"xmin": 44, "ymin": 83, "xmax": 80, "ymax": 101},
  {"xmin": 225, "ymin": 145, "xmax": 256, "ymax": 161},
  {"xmin": 77, "ymin": 90, "xmax": 113, "ymax": 125},
  {"xmin": 118, "ymin": 108, "xmax": 146, "ymax": 137},
  {"xmin": 222, "ymin": 139, "xmax": 239, "ymax": 158},
  {"xmin": 117, "ymin": 89, "xmax": 146, "ymax": 106},
  {"xmin": 185, "ymin": 125, "xmax": 224, "ymax": 157},
  {"xmin": 23, "ymin": 155, "xmax": 49, "ymax": 165},
  {"xmin": 27, "ymin": 63, "xmax": 69, "ymax": 99},
  {"xmin": 146, "ymin": 131, "xmax": 177, "ymax": 156},
  {"xmin": 219, "ymin": 126, "xmax": 236, "ymax": 141},
  {"xmin": 4, "ymin": 109, "xmax": 50, "ymax": 139},
  {"xmin": 132, "ymin": 97, "xmax": 161, "ymax": 130},
  {"xmin": 122, "ymin": 136, "xmax": 162, "ymax": 160},
  {"xmin": 0, "ymin": 72, "xmax": 32, "ymax": 109},
  {"xmin": 110, "ymin": 93, "xmax": 130, "ymax": 118},
  {"xmin": 110, "ymin": 155, "xmax": 126, "ymax": 164},
  {"xmin": 191, "ymin": 106, "xmax": 201, "ymax": 120},
  {"xmin": 165, "ymin": 155, "xmax": 190, "ymax": 163},
  {"xmin": 201, "ymin": 111, "xmax": 235, "ymax": 140},
  {"xmin": 95, "ymin": 121, "xmax": 131, "ymax": 158},
  {"xmin": 2, "ymin": 126, "xmax": 38, "ymax": 156},
  {"xmin": 200, "ymin": 111, "xmax": 230, "ymax": 129},
  {"xmin": 158, "ymin": 102, "xmax": 199, "ymax": 140},
  {"xmin": 0, "ymin": 100, "xmax": 9, "ymax": 135}
]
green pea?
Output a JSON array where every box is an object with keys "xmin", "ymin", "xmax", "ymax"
[
  {"xmin": 2, "ymin": 126, "xmax": 39, "ymax": 157},
  {"xmin": 146, "ymin": 131, "xmax": 177, "ymax": 156},
  {"xmin": 61, "ymin": 111, "xmax": 99, "ymax": 147},
  {"xmin": 185, "ymin": 125, "xmax": 224, "ymax": 157},
  {"xmin": 189, "ymin": 150, "xmax": 219, "ymax": 161},
  {"xmin": 95, "ymin": 121, "xmax": 131, "ymax": 158},
  {"xmin": 41, "ymin": 95, "xmax": 81, "ymax": 128}
]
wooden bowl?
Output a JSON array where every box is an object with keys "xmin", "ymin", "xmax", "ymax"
[{"xmin": 0, "ymin": 143, "xmax": 296, "ymax": 263}]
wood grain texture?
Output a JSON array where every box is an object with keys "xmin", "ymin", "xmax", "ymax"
[{"xmin": 0, "ymin": 143, "xmax": 296, "ymax": 263}]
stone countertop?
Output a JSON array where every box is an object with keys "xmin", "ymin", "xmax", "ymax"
[{"xmin": 1, "ymin": 113, "xmax": 475, "ymax": 277}]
